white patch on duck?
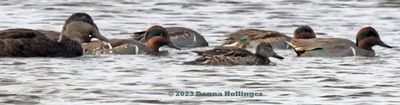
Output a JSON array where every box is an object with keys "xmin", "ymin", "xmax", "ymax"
[
  {"xmin": 134, "ymin": 45, "xmax": 139, "ymax": 55},
  {"xmin": 192, "ymin": 34, "xmax": 197, "ymax": 42},
  {"xmin": 350, "ymin": 46, "xmax": 356, "ymax": 56},
  {"xmin": 106, "ymin": 42, "xmax": 113, "ymax": 54}
]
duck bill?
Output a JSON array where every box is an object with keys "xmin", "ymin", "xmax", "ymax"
[
  {"xmin": 90, "ymin": 25, "xmax": 110, "ymax": 42},
  {"xmin": 272, "ymin": 54, "xmax": 284, "ymax": 60},
  {"xmin": 166, "ymin": 41, "xmax": 181, "ymax": 50},
  {"xmin": 378, "ymin": 41, "xmax": 393, "ymax": 48}
]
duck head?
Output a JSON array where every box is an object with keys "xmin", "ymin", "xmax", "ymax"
[
  {"xmin": 59, "ymin": 12, "xmax": 109, "ymax": 43},
  {"xmin": 356, "ymin": 26, "xmax": 392, "ymax": 50},
  {"xmin": 144, "ymin": 25, "xmax": 181, "ymax": 52},
  {"xmin": 256, "ymin": 43, "xmax": 284, "ymax": 59},
  {"xmin": 294, "ymin": 25, "xmax": 316, "ymax": 39}
]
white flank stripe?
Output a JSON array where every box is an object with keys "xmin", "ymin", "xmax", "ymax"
[
  {"xmin": 107, "ymin": 43, "xmax": 113, "ymax": 54},
  {"xmin": 134, "ymin": 45, "xmax": 139, "ymax": 55},
  {"xmin": 350, "ymin": 47, "xmax": 356, "ymax": 56},
  {"xmin": 193, "ymin": 35, "xmax": 197, "ymax": 42}
]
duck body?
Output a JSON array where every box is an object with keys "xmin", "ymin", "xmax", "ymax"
[
  {"xmin": 289, "ymin": 38, "xmax": 374, "ymax": 57},
  {"xmin": 288, "ymin": 26, "xmax": 392, "ymax": 57},
  {"xmin": 222, "ymin": 29, "xmax": 292, "ymax": 49},
  {"xmin": 36, "ymin": 30, "xmax": 60, "ymax": 41},
  {"xmin": 185, "ymin": 39, "xmax": 284, "ymax": 65},
  {"xmin": 185, "ymin": 47, "xmax": 270, "ymax": 65},
  {"xmin": 132, "ymin": 27, "xmax": 208, "ymax": 48},
  {"xmin": 83, "ymin": 39, "xmax": 151, "ymax": 55},
  {"xmin": 0, "ymin": 29, "xmax": 82, "ymax": 57}
]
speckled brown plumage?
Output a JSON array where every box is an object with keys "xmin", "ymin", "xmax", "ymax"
[
  {"xmin": 222, "ymin": 29, "xmax": 292, "ymax": 49},
  {"xmin": 185, "ymin": 43, "xmax": 284, "ymax": 65}
]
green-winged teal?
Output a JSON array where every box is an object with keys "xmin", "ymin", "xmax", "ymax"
[
  {"xmin": 287, "ymin": 26, "xmax": 392, "ymax": 57},
  {"xmin": 221, "ymin": 25, "xmax": 316, "ymax": 49},
  {"xmin": 184, "ymin": 36, "xmax": 284, "ymax": 65},
  {"xmin": 83, "ymin": 25, "xmax": 181, "ymax": 55},
  {"xmin": 132, "ymin": 27, "xmax": 208, "ymax": 48},
  {"xmin": 0, "ymin": 13, "xmax": 109, "ymax": 57}
]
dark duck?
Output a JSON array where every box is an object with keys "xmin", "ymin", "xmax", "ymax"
[{"xmin": 0, "ymin": 12, "xmax": 109, "ymax": 57}]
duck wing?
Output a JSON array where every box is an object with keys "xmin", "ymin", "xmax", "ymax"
[
  {"xmin": 223, "ymin": 29, "xmax": 291, "ymax": 47},
  {"xmin": 36, "ymin": 30, "xmax": 61, "ymax": 41},
  {"xmin": 131, "ymin": 27, "xmax": 208, "ymax": 47}
]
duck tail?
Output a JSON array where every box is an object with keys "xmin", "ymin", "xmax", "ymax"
[
  {"xmin": 192, "ymin": 51, "xmax": 205, "ymax": 55},
  {"xmin": 285, "ymin": 41, "xmax": 295, "ymax": 48},
  {"xmin": 285, "ymin": 41, "xmax": 304, "ymax": 56}
]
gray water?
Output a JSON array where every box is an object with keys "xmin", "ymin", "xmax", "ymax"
[{"xmin": 1, "ymin": 0, "xmax": 400, "ymax": 105}]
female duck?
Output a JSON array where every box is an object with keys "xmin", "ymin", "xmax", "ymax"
[
  {"xmin": 287, "ymin": 26, "xmax": 392, "ymax": 57},
  {"xmin": 222, "ymin": 25, "xmax": 316, "ymax": 49},
  {"xmin": 0, "ymin": 13, "xmax": 109, "ymax": 57},
  {"xmin": 132, "ymin": 27, "xmax": 208, "ymax": 48},
  {"xmin": 184, "ymin": 36, "xmax": 284, "ymax": 65},
  {"xmin": 83, "ymin": 25, "xmax": 181, "ymax": 55}
]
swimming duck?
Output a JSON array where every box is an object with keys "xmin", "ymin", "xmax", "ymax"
[
  {"xmin": 222, "ymin": 25, "xmax": 317, "ymax": 49},
  {"xmin": 0, "ymin": 13, "xmax": 109, "ymax": 57},
  {"xmin": 184, "ymin": 36, "xmax": 284, "ymax": 65},
  {"xmin": 132, "ymin": 27, "xmax": 208, "ymax": 48},
  {"xmin": 82, "ymin": 25, "xmax": 181, "ymax": 55},
  {"xmin": 287, "ymin": 26, "xmax": 392, "ymax": 57}
]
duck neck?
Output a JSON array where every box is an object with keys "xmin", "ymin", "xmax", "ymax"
[
  {"xmin": 254, "ymin": 53, "xmax": 271, "ymax": 65},
  {"xmin": 146, "ymin": 41, "xmax": 161, "ymax": 52},
  {"xmin": 357, "ymin": 37, "xmax": 375, "ymax": 51},
  {"xmin": 58, "ymin": 36, "xmax": 84, "ymax": 56}
]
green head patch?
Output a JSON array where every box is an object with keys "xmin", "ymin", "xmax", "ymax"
[
  {"xmin": 356, "ymin": 27, "xmax": 379, "ymax": 45},
  {"xmin": 144, "ymin": 25, "xmax": 168, "ymax": 42},
  {"xmin": 145, "ymin": 30, "xmax": 162, "ymax": 41}
]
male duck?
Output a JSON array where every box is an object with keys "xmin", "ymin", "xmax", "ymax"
[
  {"xmin": 184, "ymin": 36, "xmax": 284, "ymax": 65},
  {"xmin": 83, "ymin": 25, "xmax": 181, "ymax": 55},
  {"xmin": 287, "ymin": 26, "xmax": 392, "ymax": 57},
  {"xmin": 0, "ymin": 13, "xmax": 109, "ymax": 57},
  {"xmin": 221, "ymin": 25, "xmax": 316, "ymax": 49},
  {"xmin": 132, "ymin": 27, "xmax": 208, "ymax": 48}
]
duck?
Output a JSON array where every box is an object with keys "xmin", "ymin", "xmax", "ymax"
[
  {"xmin": 286, "ymin": 26, "xmax": 392, "ymax": 57},
  {"xmin": 221, "ymin": 25, "xmax": 316, "ymax": 49},
  {"xmin": 184, "ymin": 36, "xmax": 284, "ymax": 65},
  {"xmin": 82, "ymin": 25, "xmax": 181, "ymax": 55},
  {"xmin": 0, "ymin": 12, "xmax": 109, "ymax": 57},
  {"xmin": 132, "ymin": 27, "xmax": 208, "ymax": 48}
]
